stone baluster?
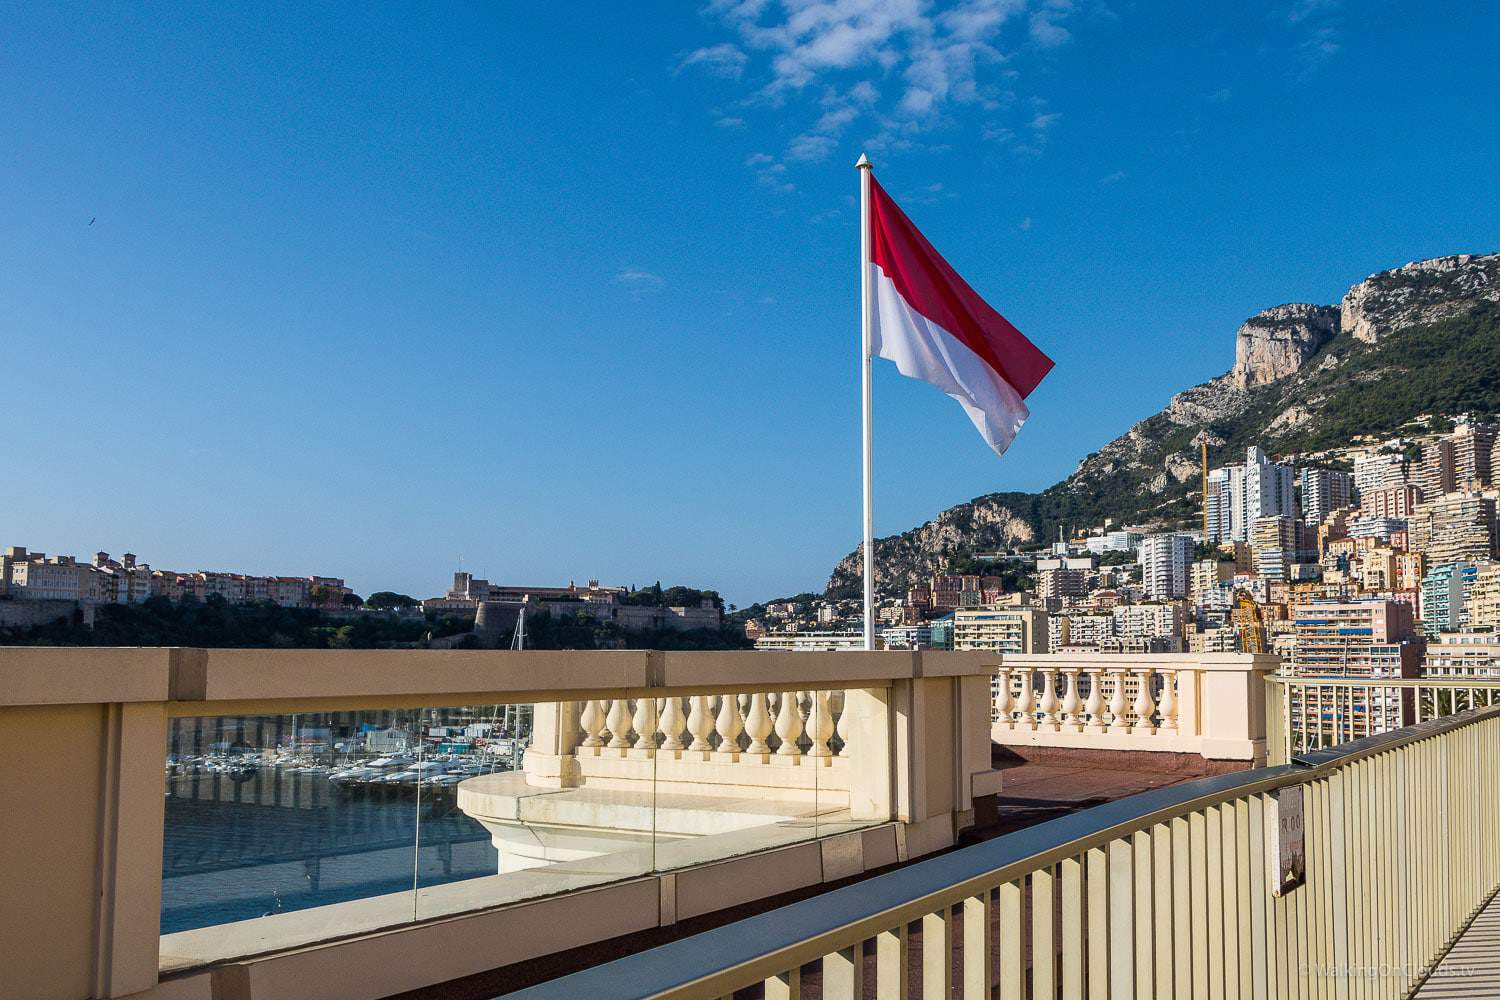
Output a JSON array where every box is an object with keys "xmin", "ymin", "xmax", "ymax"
[
  {"xmin": 1060, "ymin": 668, "xmax": 1082, "ymax": 733},
  {"xmin": 714, "ymin": 693, "xmax": 744, "ymax": 757},
  {"xmin": 631, "ymin": 697, "xmax": 659, "ymax": 755},
  {"xmin": 686, "ymin": 695, "xmax": 714, "ymax": 752},
  {"xmin": 579, "ymin": 699, "xmax": 606, "ymax": 748},
  {"xmin": 993, "ymin": 668, "xmax": 1013, "ymax": 728},
  {"xmin": 1130, "ymin": 669, "xmax": 1156, "ymax": 735},
  {"xmin": 744, "ymin": 693, "xmax": 775, "ymax": 756},
  {"xmin": 775, "ymin": 691, "xmax": 805, "ymax": 756},
  {"xmin": 1156, "ymin": 669, "xmax": 1178, "ymax": 734},
  {"xmin": 605, "ymin": 698, "xmax": 631, "ymax": 749},
  {"xmin": 835, "ymin": 690, "xmax": 852, "ymax": 756},
  {"xmin": 1013, "ymin": 670, "xmax": 1037, "ymax": 731},
  {"xmin": 1106, "ymin": 671, "xmax": 1129, "ymax": 733},
  {"xmin": 807, "ymin": 690, "xmax": 834, "ymax": 757},
  {"xmin": 659, "ymin": 696, "xmax": 686, "ymax": 752},
  {"xmin": 1037, "ymin": 670, "xmax": 1060, "ymax": 732},
  {"xmin": 1082, "ymin": 670, "xmax": 1105, "ymax": 733}
]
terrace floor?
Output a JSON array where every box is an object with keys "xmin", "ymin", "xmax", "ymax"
[{"xmin": 1413, "ymin": 891, "xmax": 1500, "ymax": 998}]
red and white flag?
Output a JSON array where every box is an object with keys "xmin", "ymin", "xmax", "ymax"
[{"xmin": 866, "ymin": 172, "xmax": 1053, "ymax": 456}]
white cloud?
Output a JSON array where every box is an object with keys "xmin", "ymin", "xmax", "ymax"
[
  {"xmin": 686, "ymin": 1, "xmax": 1076, "ymax": 185},
  {"xmin": 715, "ymin": 115, "xmax": 747, "ymax": 127},
  {"xmin": 746, "ymin": 151, "xmax": 796, "ymax": 191},
  {"xmin": 1028, "ymin": 0, "xmax": 1073, "ymax": 47},
  {"xmin": 676, "ymin": 43, "xmax": 750, "ymax": 78},
  {"xmin": 787, "ymin": 132, "xmax": 840, "ymax": 161},
  {"xmin": 1098, "ymin": 169, "xmax": 1126, "ymax": 185},
  {"xmin": 1018, "ymin": 215, "xmax": 1033, "ymax": 231},
  {"xmin": 614, "ymin": 267, "xmax": 665, "ymax": 289}
]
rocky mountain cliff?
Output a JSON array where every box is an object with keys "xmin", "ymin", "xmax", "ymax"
[{"xmin": 826, "ymin": 253, "xmax": 1500, "ymax": 598}]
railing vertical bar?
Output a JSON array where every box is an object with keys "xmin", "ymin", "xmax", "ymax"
[
  {"xmin": 1133, "ymin": 829, "xmax": 1152, "ymax": 1000},
  {"xmin": 1063, "ymin": 856, "xmax": 1085, "ymax": 1000},
  {"xmin": 1332, "ymin": 765, "xmax": 1350, "ymax": 1000},
  {"xmin": 922, "ymin": 908, "xmax": 953, "ymax": 1000},
  {"xmin": 1218, "ymin": 803, "xmax": 1239, "ymax": 999},
  {"xmin": 877, "ymin": 923, "xmax": 909, "ymax": 1000},
  {"xmin": 1233, "ymin": 799, "xmax": 1252, "ymax": 1000},
  {"xmin": 1269, "ymin": 793, "xmax": 1289, "ymax": 1000},
  {"xmin": 1190, "ymin": 810, "xmax": 1210, "ymax": 1000},
  {"xmin": 764, "ymin": 966, "xmax": 801, "ymax": 1000},
  {"xmin": 1246, "ymin": 794, "xmax": 1268, "ymax": 1000},
  {"xmin": 1000, "ymin": 879, "xmax": 1023, "ymax": 1000},
  {"xmin": 1151, "ymin": 824, "xmax": 1173, "ymax": 1000},
  {"xmin": 1088, "ymin": 848, "xmax": 1109, "ymax": 1000},
  {"xmin": 1171, "ymin": 816, "xmax": 1193, "ymax": 1000},
  {"xmin": 1034, "ymin": 866, "xmax": 1056, "ymax": 999},
  {"xmin": 1316, "ymin": 777, "xmax": 1335, "ymax": 1000},
  {"xmin": 1302, "ymin": 779, "xmax": 1322, "ymax": 1000},
  {"xmin": 822, "ymin": 943, "xmax": 862, "ymax": 1000},
  {"xmin": 962, "ymin": 893, "xmax": 991, "ymax": 1000},
  {"xmin": 1109, "ymin": 838, "xmax": 1134, "ymax": 999},
  {"xmin": 1206, "ymin": 806, "xmax": 1224, "ymax": 999}
]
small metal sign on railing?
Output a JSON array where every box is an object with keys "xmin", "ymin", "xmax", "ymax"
[{"xmin": 1271, "ymin": 784, "xmax": 1306, "ymax": 895}]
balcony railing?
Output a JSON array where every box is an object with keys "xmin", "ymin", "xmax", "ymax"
[
  {"xmin": 1267, "ymin": 672, "xmax": 1500, "ymax": 761},
  {"xmin": 510, "ymin": 705, "xmax": 1500, "ymax": 999},
  {"xmin": 994, "ymin": 653, "xmax": 1278, "ymax": 763},
  {"xmin": 0, "ymin": 646, "xmax": 997, "ymax": 1000}
]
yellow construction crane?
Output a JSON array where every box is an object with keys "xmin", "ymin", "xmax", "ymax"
[{"xmin": 1232, "ymin": 589, "xmax": 1266, "ymax": 654}]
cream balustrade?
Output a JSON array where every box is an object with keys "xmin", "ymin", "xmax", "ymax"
[
  {"xmin": 561, "ymin": 692, "xmax": 854, "ymax": 801},
  {"xmin": 993, "ymin": 653, "xmax": 1278, "ymax": 763}
]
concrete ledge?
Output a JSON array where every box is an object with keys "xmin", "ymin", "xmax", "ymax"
[
  {"xmin": 0, "ymin": 646, "xmax": 174, "ymax": 706},
  {"xmin": 147, "ymin": 821, "xmax": 922, "ymax": 1000}
]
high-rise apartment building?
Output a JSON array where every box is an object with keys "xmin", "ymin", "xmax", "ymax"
[
  {"xmin": 952, "ymin": 606, "xmax": 1049, "ymax": 654},
  {"xmin": 1300, "ymin": 467, "xmax": 1355, "ymax": 525},
  {"xmin": 1361, "ymin": 484, "xmax": 1419, "ymax": 520},
  {"xmin": 1138, "ymin": 533, "xmax": 1194, "ymax": 599},
  {"xmin": 1416, "ymin": 437, "xmax": 1455, "ymax": 500},
  {"xmin": 1450, "ymin": 421, "xmax": 1497, "ymax": 489},
  {"xmin": 1206, "ymin": 446, "xmax": 1296, "ymax": 543},
  {"xmin": 1352, "ymin": 449, "xmax": 1411, "ymax": 502},
  {"xmin": 1034, "ymin": 556, "xmax": 1094, "ymax": 600},
  {"xmin": 1466, "ymin": 565, "xmax": 1500, "ymax": 633},
  {"xmin": 1286, "ymin": 600, "xmax": 1423, "ymax": 748},
  {"xmin": 1419, "ymin": 562, "xmax": 1487, "ymax": 636},
  {"xmin": 1408, "ymin": 493, "xmax": 1498, "ymax": 565},
  {"xmin": 1251, "ymin": 515, "xmax": 1308, "ymax": 582}
]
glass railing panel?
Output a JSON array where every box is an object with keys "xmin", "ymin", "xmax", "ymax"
[
  {"xmin": 414, "ymin": 698, "xmax": 655, "ymax": 922},
  {"xmin": 159, "ymin": 709, "xmax": 424, "ymax": 968}
]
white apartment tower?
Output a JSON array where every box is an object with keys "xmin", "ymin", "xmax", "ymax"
[
  {"xmin": 1139, "ymin": 533, "xmax": 1195, "ymax": 599},
  {"xmin": 1206, "ymin": 446, "xmax": 1296, "ymax": 543},
  {"xmin": 1300, "ymin": 467, "xmax": 1355, "ymax": 525}
]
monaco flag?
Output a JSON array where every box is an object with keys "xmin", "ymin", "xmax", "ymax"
[{"xmin": 867, "ymin": 173, "xmax": 1054, "ymax": 456}]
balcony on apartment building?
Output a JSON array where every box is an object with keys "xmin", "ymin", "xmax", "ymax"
[{"xmin": 2, "ymin": 647, "xmax": 1497, "ymax": 1000}]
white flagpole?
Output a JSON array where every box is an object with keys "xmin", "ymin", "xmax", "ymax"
[{"xmin": 857, "ymin": 153, "xmax": 875, "ymax": 651}]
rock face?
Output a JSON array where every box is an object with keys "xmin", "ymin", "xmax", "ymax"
[
  {"xmin": 1231, "ymin": 304, "xmax": 1340, "ymax": 387},
  {"xmin": 826, "ymin": 496, "xmax": 1036, "ymax": 595},
  {"xmin": 821, "ymin": 252, "xmax": 1500, "ymax": 600},
  {"xmin": 1341, "ymin": 253, "xmax": 1500, "ymax": 343}
]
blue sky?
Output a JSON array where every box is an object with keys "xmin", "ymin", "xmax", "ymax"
[{"xmin": 3, "ymin": 2, "xmax": 1497, "ymax": 606}]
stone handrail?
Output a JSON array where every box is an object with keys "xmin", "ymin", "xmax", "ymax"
[{"xmin": 993, "ymin": 653, "xmax": 1278, "ymax": 763}]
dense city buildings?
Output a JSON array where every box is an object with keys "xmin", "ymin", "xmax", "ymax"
[{"xmin": 1, "ymin": 544, "xmax": 350, "ymax": 610}]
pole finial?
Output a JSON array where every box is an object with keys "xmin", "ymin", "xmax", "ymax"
[{"xmin": 855, "ymin": 153, "xmax": 872, "ymax": 170}]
